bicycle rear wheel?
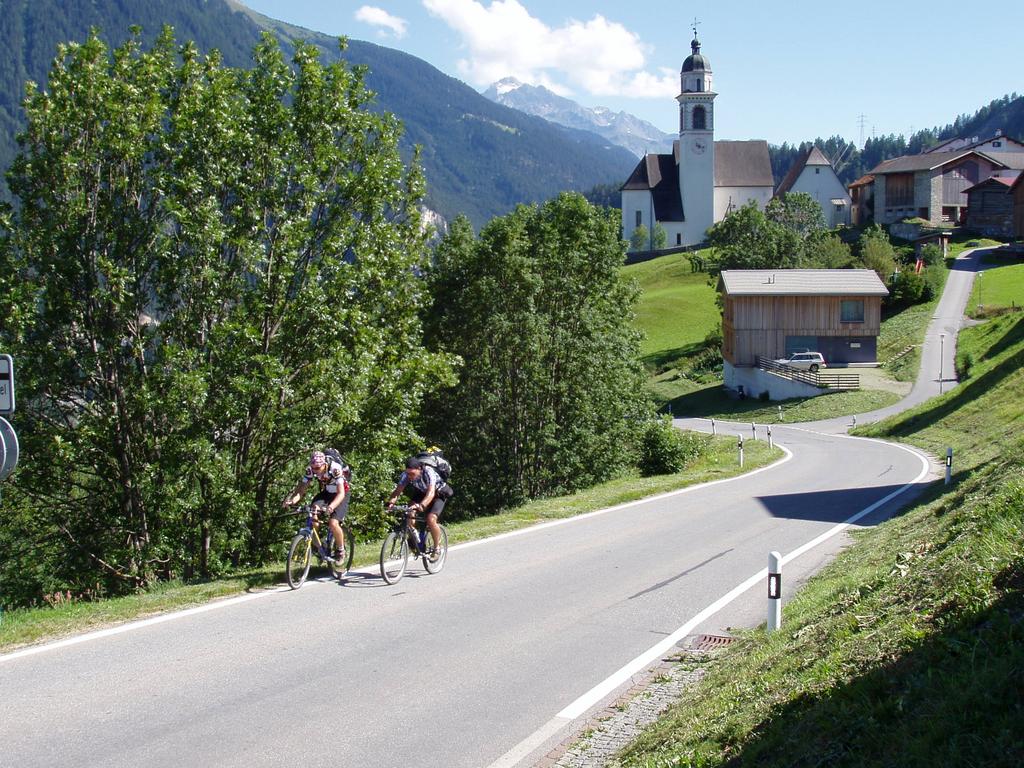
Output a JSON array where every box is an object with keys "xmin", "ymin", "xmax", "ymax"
[
  {"xmin": 286, "ymin": 533, "xmax": 312, "ymax": 589},
  {"xmin": 423, "ymin": 525, "xmax": 448, "ymax": 574},
  {"xmin": 328, "ymin": 526, "xmax": 356, "ymax": 579},
  {"xmin": 379, "ymin": 530, "xmax": 409, "ymax": 585}
]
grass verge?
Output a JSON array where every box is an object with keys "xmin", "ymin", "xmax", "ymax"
[
  {"xmin": 0, "ymin": 435, "xmax": 781, "ymax": 653},
  {"xmin": 665, "ymin": 384, "xmax": 900, "ymax": 423},
  {"xmin": 617, "ymin": 312, "xmax": 1024, "ymax": 767}
]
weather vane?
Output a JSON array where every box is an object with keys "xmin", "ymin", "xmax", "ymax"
[{"xmin": 691, "ymin": 17, "xmax": 701, "ymax": 38}]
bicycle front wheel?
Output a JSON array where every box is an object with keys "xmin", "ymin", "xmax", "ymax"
[
  {"xmin": 423, "ymin": 525, "xmax": 448, "ymax": 574},
  {"xmin": 379, "ymin": 530, "xmax": 409, "ymax": 585},
  {"xmin": 286, "ymin": 533, "xmax": 312, "ymax": 589},
  {"xmin": 328, "ymin": 526, "xmax": 356, "ymax": 579}
]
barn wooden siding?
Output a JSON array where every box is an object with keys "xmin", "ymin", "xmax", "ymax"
[{"xmin": 722, "ymin": 294, "xmax": 882, "ymax": 365}]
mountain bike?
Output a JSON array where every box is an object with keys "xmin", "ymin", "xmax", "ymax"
[
  {"xmin": 379, "ymin": 504, "xmax": 448, "ymax": 585},
  {"xmin": 285, "ymin": 503, "xmax": 355, "ymax": 589}
]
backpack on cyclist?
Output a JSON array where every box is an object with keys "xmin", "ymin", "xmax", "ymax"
[
  {"xmin": 323, "ymin": 448, "xmax": 352, "ymax": 487},
  {"xmin": 414, "ymin": 447, "xmax": 451, "ymax": 481}
]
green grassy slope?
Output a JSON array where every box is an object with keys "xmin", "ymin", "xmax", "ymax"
[
  {"xmin": 624, "ymin": 253, "xmax": 719, "ymax": 361},
  {"xmin": 619, "ymin": 313, "xmax": 1024, "ymax": 767}
]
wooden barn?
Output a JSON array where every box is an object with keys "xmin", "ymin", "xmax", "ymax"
[{"xmin": 719, "ymin": 269, "xmax": 889, "ymax": 371}]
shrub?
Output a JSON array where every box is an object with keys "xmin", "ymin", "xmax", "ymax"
[
  {"xmin": 956, "ymin": 350, "xmax": 974, "ymax": 380},
  {"xmin": 638, "ymin": 418, "xmax": 711, "ymax": 476}
]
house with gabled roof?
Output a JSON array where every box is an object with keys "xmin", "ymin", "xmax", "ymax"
[
  {"xmin": 719, "ymin": 269, "xmax": 889, "ymax": 398},
  {"xmin": 1011, "ymin": 173, "xmax": 1024, "ymax": 239},
  {"xmin": 963, "ymin": 173, "xmax": 1020, "ymax": 237},
  {"xmin": 849, "ymin": 173, "xmax": 874, "ymax": 226},
  {"xmin": 923, "ymin": 130, "xmax": 1024, "ymax": 155},
  {"xmin": 620, "ymin": 32, "xmax": 773, "ymax": 249},
  {"xmin": 774, "ymin": 146, "xmax": 852, "ymax": 227},
  {"xmin": 868, "ymin": 149, "xmax": 1024, "ymax": 225}
]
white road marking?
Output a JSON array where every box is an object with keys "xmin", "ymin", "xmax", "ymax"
[
  {"xmin": 0, "ymin": 447, "xmax": 793, "ymax": 665},
  {"xmin": 487, "ymin": 438, "xmax": 931, "ymax": 768}
]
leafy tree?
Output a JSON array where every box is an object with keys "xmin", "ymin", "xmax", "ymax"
[
  {"xmin": 706, "ymin": 202, "xmax": 801, "ymax": 272},
  {"xmin": 765, "ymin": 192, "xmax": 825, "ymax": 240},
  {"xmin": 858, "ymin": 225, "xmax": 898, "ymax": 285},
  {"xmin": 652, "ymin": 222, "xmax": 668, "ymax": 250},
  {"xmin": 0, "ymin": 29, "xmax": 450, "ymax": 601},
  {"xmin": 424, "ymin": 194, "xmax": 648, "ymax": 514},
  {"xmin": 806, "ymin": 233, "xmax": 855, "ymax": 268},
  {"xmin": 920, "ymin": 243, "xmax": 943, "ymax": 266},
  {"xmin": 630, "ymin": 223, "xmax": 650, "ymax": 252}
]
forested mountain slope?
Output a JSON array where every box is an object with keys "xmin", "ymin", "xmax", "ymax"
[{"xmin": 0, "ymin": 0, "xmax": 636, "ymax": 226}]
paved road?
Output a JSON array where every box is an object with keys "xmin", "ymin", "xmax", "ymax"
[
  {"xmin": 1, "ymin": 430, "xmax": 931, "ymax": 768},
  {"xmin": 1, "ymin": 253, "xmax": 978, "ymax": 767},
  {"xmin": 799, "ymin": 246, "xmax": 985, "ymax": 433}
]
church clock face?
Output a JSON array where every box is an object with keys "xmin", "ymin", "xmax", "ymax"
[{"xmin": 692, "ymin": 138, "xmax": 707, "ymax": 154}]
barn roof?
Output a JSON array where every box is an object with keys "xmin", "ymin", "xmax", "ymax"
[{"xmin": 720, "ymin": 269, "xmax": 889, "ymax": 297}]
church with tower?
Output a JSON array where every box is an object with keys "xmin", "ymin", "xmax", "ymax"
[{"xmin": 621, "ymin": 31, "xmax": 774, "ymax": 249}]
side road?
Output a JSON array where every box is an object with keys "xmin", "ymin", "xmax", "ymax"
[{"xmin": 529, "ymin": 251, "xmax": 986, "ymax": 766}]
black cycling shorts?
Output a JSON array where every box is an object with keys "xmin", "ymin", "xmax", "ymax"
[{"xmin": 313, "ymin": 491, "xmax": 349, "ymax": 522}]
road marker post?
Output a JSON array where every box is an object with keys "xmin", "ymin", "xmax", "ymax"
[
  {"xmin": 767, "ymin": 425, "xmax": 773, "ymax": 449},
  {"xmin": 777, "ymin": 405, "xmax": 783, "ymax": 422},
  {"xmin": 737, "ymin": 434, "xmax": 744, "ymax": 467},
  {"xmin": 751, "ymin": 422, "xmax": 756, "ymax": 440},
  {"xmin": 852, "ymin": 414, "xmax": 857, "ymax": 428},
  {"xmin": 711, "ymin": 418, "xmax": 716, "ymax": 436},
  {"xmin": 945, "ymin": 447, "xmax": 953, "ymax": 485},
  {"xmin": 767, "ymin": 551, "xmax": 782, "ymax": 631}
]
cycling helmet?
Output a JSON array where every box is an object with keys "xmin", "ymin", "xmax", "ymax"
[{"xmin": 310, "ymin": 451, "xmax": 327, "ymax": 468}]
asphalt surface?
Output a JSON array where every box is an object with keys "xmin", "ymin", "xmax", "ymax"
[
  {"xmin": 1, "ymin": 431, "xmax": 931, "ymax": 768},
  {"xmin": 0, "ymin": 252, "xmax": 979, "ymax": 767}
]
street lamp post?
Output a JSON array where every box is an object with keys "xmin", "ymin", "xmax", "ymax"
[{"xmin": 939, "ymin": 333, "xmax": 945, "ymax": 394}]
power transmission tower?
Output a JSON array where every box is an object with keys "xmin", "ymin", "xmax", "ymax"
[{"xmin": 857, "ymin": 113, "xmax": 867, "ymax": 148}]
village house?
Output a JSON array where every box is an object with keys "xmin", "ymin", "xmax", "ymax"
[
  {"xmin": 774, "ymin": 146, "xmax": 852, "ymax": 227},
  {"xmin": 856, "ymin": 131, "xmax": 1024, "ymax": 227},
  {"xmin": 849, "ymin": 173, "xmax": 874, "ymax": 226},
  {"xmin": 1013, "ymin": 173, "xmax": 1024, "ymax": 239},
  {"xmin": 963, "ymin": 174, "xmax": 1020, "ymax": 238},
  {"xmin": 719, "ymin": 269, "xmax": 889, "ymax": 399}
]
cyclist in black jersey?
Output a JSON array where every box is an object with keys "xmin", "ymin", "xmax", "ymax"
[
  {"xmin": 386, "ymin": 457, "xmax": 448, "ymax": 558},
  {"xmin": 282, "ymin": 451, "xmax": 350, "ymax": 562}
]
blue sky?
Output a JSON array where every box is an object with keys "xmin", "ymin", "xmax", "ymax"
[{"xmin": 238, "ymin": 0, "xmax": 1021, "ymax": 148}]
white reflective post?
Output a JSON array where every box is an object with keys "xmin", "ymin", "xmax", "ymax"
[
  {"xmin": 767, "ymin": 425, "xmax": 773, "ymax": 449},
  {"xmin": 751, "ymin": 422, "xmax": 757, "ymax": 440},
  {"xmin": 738, "ymin": 434, "xmax": 744, "ymax": 467},
  {"xmin": 945, "ymin": 447, "xmax": 953, "ymax": 485},
  {"xmin": 768, "ymin": 551, "xmax": 782, "ymax": 631},
  {"xmin": 939, "ymin": 333, "xmax": 945, "ymax": 395},
  {"xmin": 711, "ymin": 418, "xmax": 716, "ymax": 436}
]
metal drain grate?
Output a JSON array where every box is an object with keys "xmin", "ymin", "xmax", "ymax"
[{"xmin": 687, "ymin": 634, "xmax": 737, "ymax": 651}]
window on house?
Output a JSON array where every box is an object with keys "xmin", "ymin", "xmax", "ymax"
[
  {"xmin": 693, "ymin": 105, "xmax": 706, "ymax": 130},
  {"xmin": 993, "ymin": 141, "xmax": 1002, "ymax": 148},
  {"xmin": 636, "ymin": 210, "xmax": 642, "ymax": 227},
  {"xmin": 815, "ymin": 168, "xmax": 820, "ymax": 174},
  {"xmin": 676, "ymin": 233, "xmax": 681, "ymax": 245},
  {"xmin": 841, "ymin": 300, "xmax": 865, "ymax": 323}
]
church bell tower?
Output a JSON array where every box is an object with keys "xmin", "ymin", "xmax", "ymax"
[{"xmin": 677, "ymin": 28, "xmax": 716, "ymax": 245}]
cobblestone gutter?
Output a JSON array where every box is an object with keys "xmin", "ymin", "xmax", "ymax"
[{"xmin": 535, "ymin": 635, "xmax": 735, "ymax": 767}]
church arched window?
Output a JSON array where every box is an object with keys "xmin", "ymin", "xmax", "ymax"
[{"xmin": 693, "ymin": 105, "xmax": 706, "ymax": 131}]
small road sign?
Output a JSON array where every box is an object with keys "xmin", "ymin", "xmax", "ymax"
[
  {"xmin": 0, "ymin": 354, "xmax": 14, "ymax": 414},
  {"xmin": 0, "ymin": 416, "xmax": 16, "ymax": 481}
]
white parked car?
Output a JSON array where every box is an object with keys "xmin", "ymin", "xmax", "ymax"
[{"xmin": 775, "ymin": 351, "xmax": 826, "ymax": 372}]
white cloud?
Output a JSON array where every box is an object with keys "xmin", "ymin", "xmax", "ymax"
[
  {"xmin": 355, "ymin": 5, "xmax": 408, "ymax": 39},
  {"xmin": 422, "ymin": 0, "xmax": 676, "ymax": 99}
]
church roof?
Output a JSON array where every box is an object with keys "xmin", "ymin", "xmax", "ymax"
[
  {"xmin": 774, "ymin": 146, "xmax": 836, "ymax": 196},
  {"xmin": 620, "ymin": 153, "xmax": 684, "ymax": 222},
  {"xmin": 720, "ymin": 269, "xmax": 889, "ymax": 297},
  {"xmin": 715, "ymin": 140, "xmax": 774, "ymax": 187},
  {"xmin": 681, "ymin": 37, "xmax": 710, "ymax": 72}
]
